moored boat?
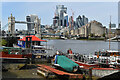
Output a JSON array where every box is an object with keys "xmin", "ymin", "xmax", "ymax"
[
  {"xmin": 52, "ymin": 53, "xmax": 79, "ymax": 73},
  {"xmin": 93, "ymin": 50, "xmax": 120, "ymax": 68},
  {"xmin": 0, "ymin": 47, "xmax": 32, "ymax": 63}
]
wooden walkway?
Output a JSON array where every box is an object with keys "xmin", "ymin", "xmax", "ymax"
[{"xmin": 37, "ymin": 64, "xmax": 83, "ymax": 79}]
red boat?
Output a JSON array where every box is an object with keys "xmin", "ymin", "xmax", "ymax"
[
  {"xmin": 0, "ymin": 47, "xmax": 32, "ymax": 63},
  {"xmin": 74, "ymin": 61, "xmax": 99, "ymax": 69}
]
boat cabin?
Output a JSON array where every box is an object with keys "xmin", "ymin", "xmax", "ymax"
[{"xmin": 95, "ymin": 50, "xmax": 120, "ymax": 58}]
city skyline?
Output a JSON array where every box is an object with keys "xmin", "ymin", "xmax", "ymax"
[{"xmin": 2, "ymin": 2, "xmax": 118, "ymax": 30}]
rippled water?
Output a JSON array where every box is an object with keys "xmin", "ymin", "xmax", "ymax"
[{"xmin": 44, "ymin": 39, "xmax": 119, "ymax": 55}]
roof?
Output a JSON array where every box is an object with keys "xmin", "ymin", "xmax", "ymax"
[
  {"xmin": 18, "ymin": 35, "xmax": 46, "ymax": 42},
  {"xmin": 106, "ymin": 50, "xmax": 119, "ymax": 52},
  {"xmin": 2, "ymin": 47, "xmax": 21, "ymax": 49}
]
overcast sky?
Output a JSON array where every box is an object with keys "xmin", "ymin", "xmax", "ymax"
[{"xmin": 2, "ymin": 2, "xmax": 118, "ymax": 30}]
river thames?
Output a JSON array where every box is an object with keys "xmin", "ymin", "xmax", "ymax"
[{"xmin": 45, "ymin": 39, "xmax": 119, "ymax": 55}]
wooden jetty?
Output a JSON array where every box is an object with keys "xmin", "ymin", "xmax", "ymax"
[{"xmin": 37, "ymin": 64, "xmax": 83, "ymax": 79}]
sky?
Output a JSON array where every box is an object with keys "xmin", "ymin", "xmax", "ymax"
[{"xmin": 2, "ymin": 2, "xmax": 118, "ymax": 30}]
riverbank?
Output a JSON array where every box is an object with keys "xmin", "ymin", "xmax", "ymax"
[
  {"xmin": 77, "ymin": 38, "xmax": 105, "ymax": 41},
  {"xmin": 2, "ymin": 63, "xmax": 100, "ymax": 80},
  {"xmin": 2, "ymin": 63, "xmax": 53, "ymax": 80},
  {"xmin": 43, "ymin": 37, "xmax": 106, "ymax": 41},
  {"xmin": 42, "ymin": 37, "xmax": 60, "ymax": 40}
]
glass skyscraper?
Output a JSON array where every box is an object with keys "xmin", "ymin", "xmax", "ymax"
[{"xmin": 53, "ymin": 5, "xmax": 68, "ymax": 28}]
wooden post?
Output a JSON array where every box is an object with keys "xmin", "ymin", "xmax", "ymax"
[
  {"xmin": 89, "ymin": 67, "xmax": 93, "ymax": 80},
  {"xmin": 109, "ymin": 16, "xmax": 111, "ymax": 50}
]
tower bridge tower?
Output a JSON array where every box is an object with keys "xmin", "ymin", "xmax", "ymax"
[{"xmin": 8, "ymin": 13, "xmax": 15, "ymax": 36}]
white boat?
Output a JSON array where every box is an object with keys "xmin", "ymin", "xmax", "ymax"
[{"xmin": 93, "ymin": 50, "xmax": 120, "ymax": 68}]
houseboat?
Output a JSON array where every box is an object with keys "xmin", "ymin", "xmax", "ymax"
[
  {"xmin": 93, "ymin": 50, "xmax": 120, "ymax": 68},
  {"xmin": 0, "ymin": 35, "xmax": 51, "ymax": 63},
  {"xmin": 0, "ymin": 47, "xmax": 32, "ymax": 63}
]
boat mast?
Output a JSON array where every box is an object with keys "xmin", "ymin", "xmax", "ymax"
[{"xmin": 109, "ymin": 16, "xmax": 111, "ymax": 50}]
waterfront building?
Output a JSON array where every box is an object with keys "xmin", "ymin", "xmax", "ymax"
[
  {"xmin": 53, "ymin": 5, "xmax": 68, "ymax": 28},
  {"xmin": 78, "ymin": 25, "xmax": 88, "ymax": 37},
  {"xmin": 116, "ymin": 29, "xmax": 120, "ymax": 35},
  {"xmin": 69, "ymin": 29, "xmax": 79, "ymax": 36},
  {"xmin": 88, "ymin": 20, "xmax": 107, "ymax": 37},
  {"xmin": 78, "ymin": 20, "xmax": 107, "ymax": 38},
  {"xmin": 117, "ymin": 1, "xmax": 120, "ymax": 36},
  {"xmin": 110, "ymin": 24, "xmax": 117, "ymax": 37}
]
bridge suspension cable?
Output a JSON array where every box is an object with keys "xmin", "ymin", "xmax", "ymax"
[{"xmin": 2, "ymin": 22, "xmax": 11, "ymax": 30}]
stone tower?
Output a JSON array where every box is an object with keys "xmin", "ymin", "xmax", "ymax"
[{"xmin": 8, "ymin": 13, "xmax": 15, "ymax": 36}]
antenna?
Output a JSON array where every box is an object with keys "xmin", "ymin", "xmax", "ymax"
[{"xmin": 109, "ymin": 16, "xmax": 111, "ymax": 50}]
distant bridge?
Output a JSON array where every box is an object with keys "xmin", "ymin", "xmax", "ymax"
[
  {"xmin": 15, "ymin": 21, "xmax": 37, "ymax": 24},
  {"xmin": 2, "ymin": 21, "xmax": 37, "ymax": 30},
  {"xmin": 2, "ymin": 33, "xmax": 61, "ymax": 37},
  {"xmin": 2, "ymin": 14, "xmax": 41, "ymax": 36}
]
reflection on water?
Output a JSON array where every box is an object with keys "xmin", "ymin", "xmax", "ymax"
[
  {"xmin": 118, "ymin": 42, "xmax": 120, "ymax": 51},
  {"xmin": 46, "ymin": 40, "xmax": 118, "ymax": 55}
]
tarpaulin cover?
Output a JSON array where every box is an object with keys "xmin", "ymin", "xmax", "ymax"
[{"xmin": 56, "ymin": 55, "xmax": 79, "ymax": 72}]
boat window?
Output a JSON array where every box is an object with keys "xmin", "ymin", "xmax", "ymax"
[
  {"xmin": 95, "ymin": 52, "xmax": 97, "ymax": 55},
  {"xmin": 102, "ymin": 53, "xmax": 104, "ymax": 56},
  {"xmin": 114, "ymin": 53, "xmax": 116, "ymax": 56},
  {"xmin": 119, "ymin": 52, "xmax": 120, "ymax": 55},
  {"xmin": 105, "ymin": 53, "xmax": 107, "ymax": 56},
  {"xmin": 107, "ymin": 53, "xmax": 110, "ymax": 56},
  {"xmin": 99, "ymin": 53, "xmax": 101, "ymax": 56},
  {"xmin": 116, "ymin": 52, "xmax": 118, "ymax": 55},
  {"xmin": 113, "ymin": 53, "xmax": 114, "ymax": 55}
]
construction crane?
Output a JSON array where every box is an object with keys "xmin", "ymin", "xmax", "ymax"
[{"xmin": 71, "ymin": 9, "xmax": 75, "ymax": 30}]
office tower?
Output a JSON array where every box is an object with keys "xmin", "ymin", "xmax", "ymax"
[
  {"xmin": 118, "ymin": 1, "xmax": 120, "ymax": 28},
  {"xmin": 26, "ymin": 14, "xmax": 38, "ymax": 32},
  {"xmin": 75, "ymin": 15, "xmax": 88, "ymax": 28},
  {"xmin": 53, "ymin": 5, "xmax": 68, "ymax": 28}
]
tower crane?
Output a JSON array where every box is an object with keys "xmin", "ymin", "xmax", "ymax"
[{"xmin": 71, "ymin": 9, "xmax": 75, "ymax": 30}]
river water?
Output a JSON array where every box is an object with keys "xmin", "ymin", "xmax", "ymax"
[{"xmin": 45, "ymin": 39, "xmax": 119, "ymax": 55}]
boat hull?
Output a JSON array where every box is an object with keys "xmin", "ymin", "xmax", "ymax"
[
  {"xmin": 92, "ymin": 68, "xmax": 120, "ymax": 77},
  {"xmin": 0, "ymin": 52, "xmax": 32, "ymax": 63},
  {"xmin": 74, "ymin": 61, "xmax": 120, "ymax": 77},
  {"xmin": 74, "ymin": 61, "xmax": 99, "ymax": 69}
]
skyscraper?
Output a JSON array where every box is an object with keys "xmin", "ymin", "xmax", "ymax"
[
  {"xmin": 0, "ymin": 21, "xmax": 2, "ymax": 38},
  {"xmin": 75, "ymin": 15, "xmax": 88, "ymax": 28},
  {"xmin": 53, "ymin": 5, "xmax": 68, "ymax": 28},
  {"xmin": 26, "ymin": 14, "xmax": 38, "ymax": 32},
  {"xmin": 118, "ymin": 1, "xmax": 120, "ymax": 28}
]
